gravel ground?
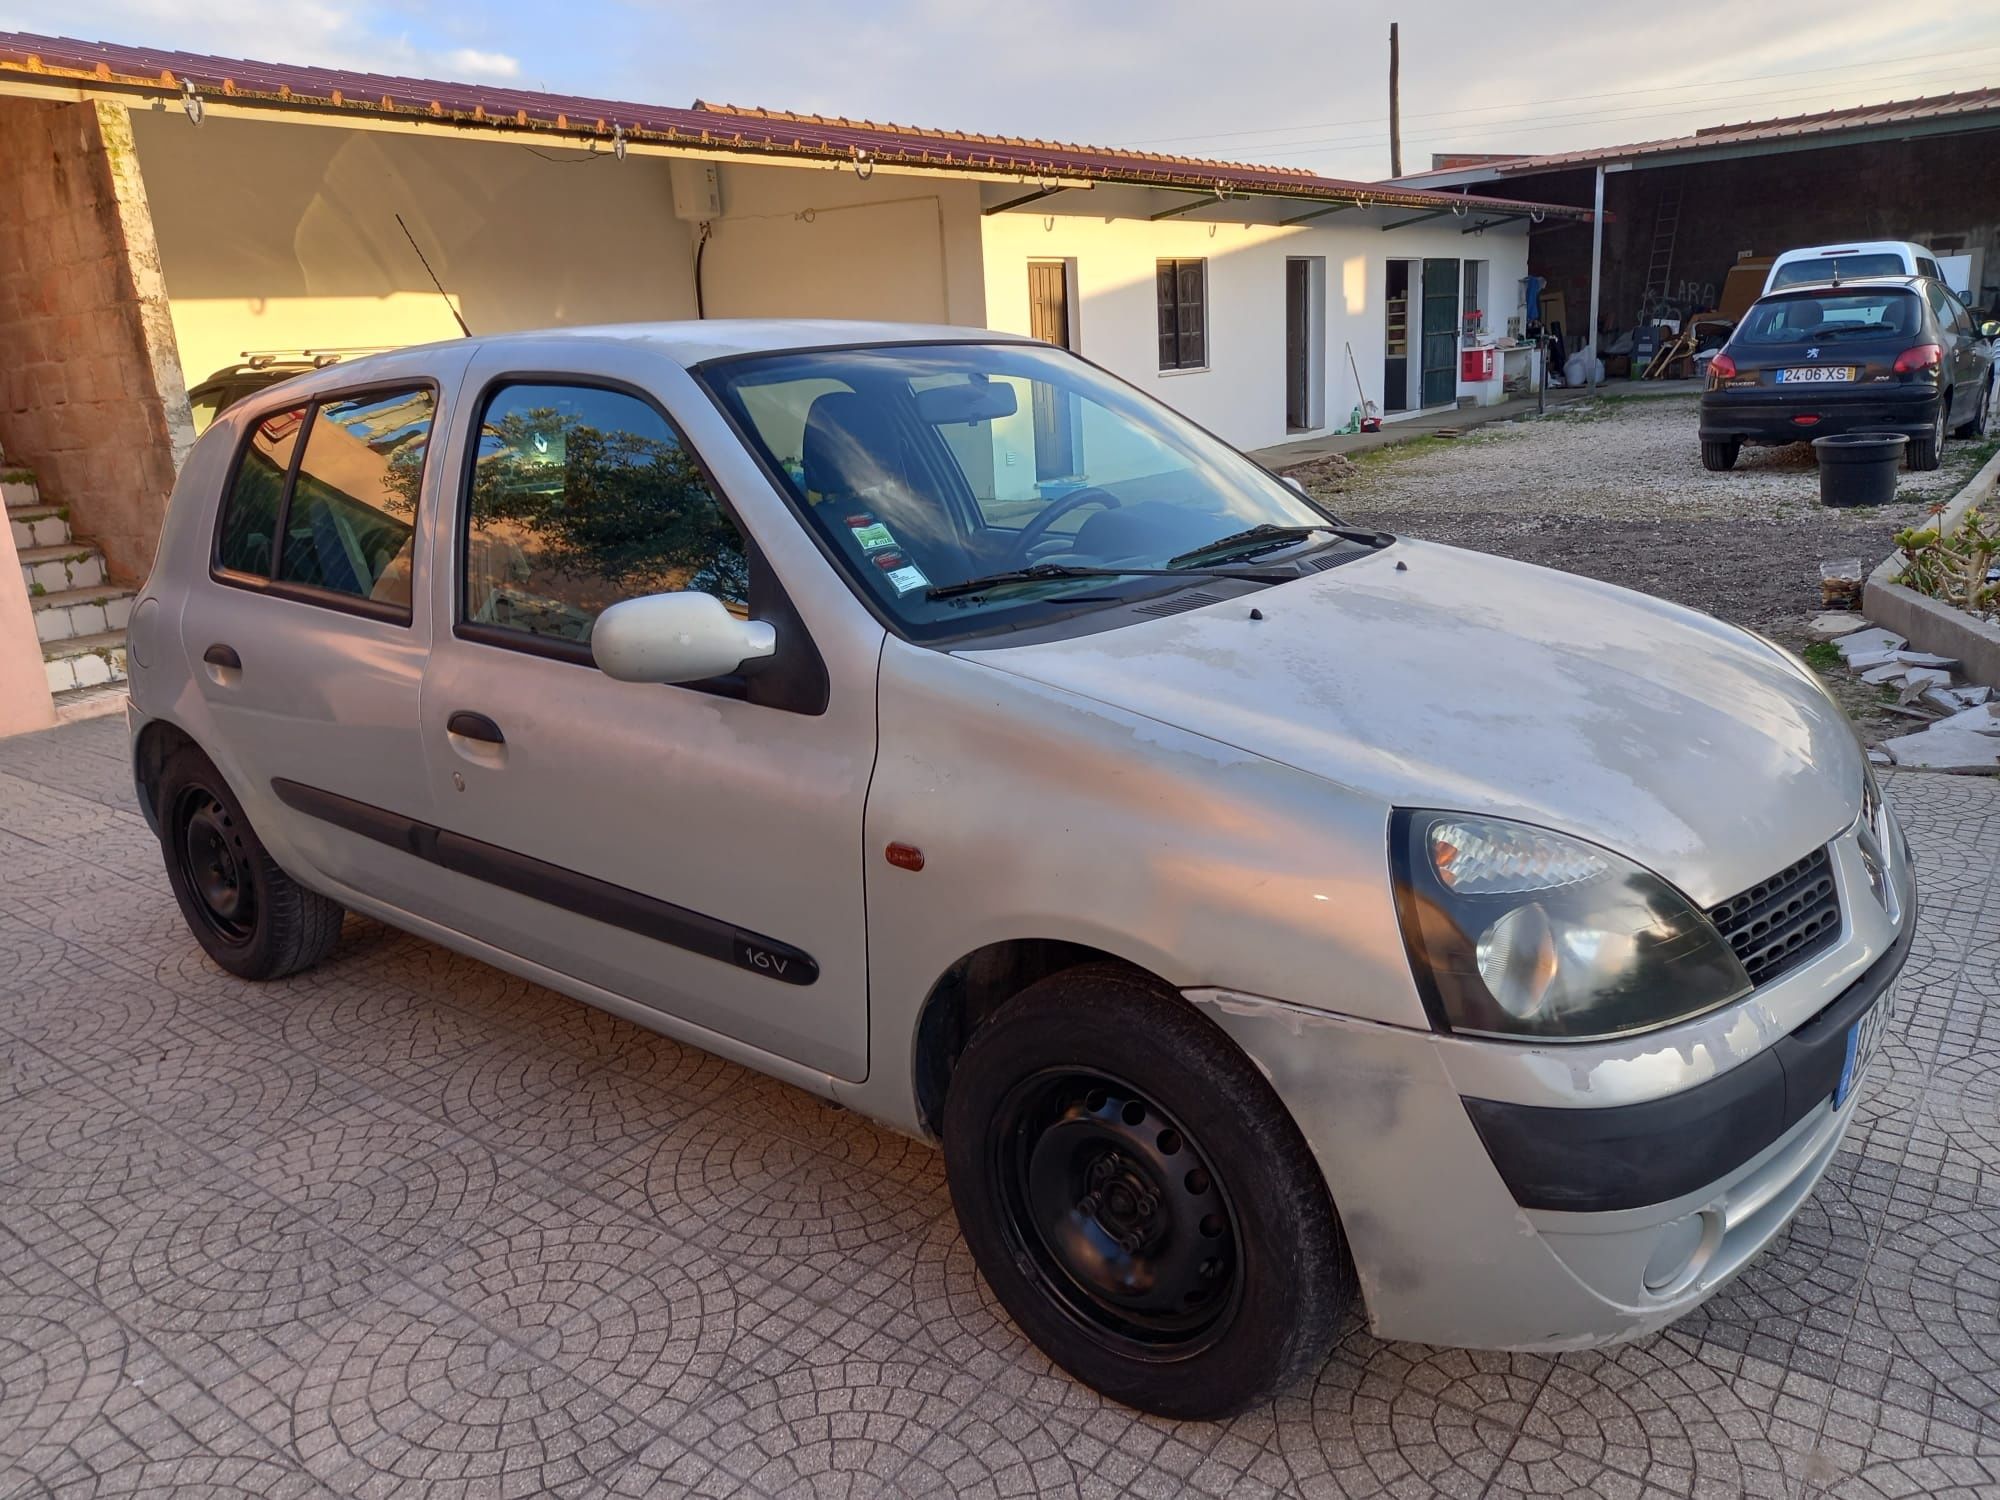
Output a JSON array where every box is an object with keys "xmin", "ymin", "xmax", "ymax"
[{"xmin": 1288, "ymin": 393, "xmax": 1999, "ymax": 743}]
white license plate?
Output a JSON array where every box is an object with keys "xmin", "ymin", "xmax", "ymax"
[
  {"xmin": 1835, "ymin": 993, "xmax": 1895, "ymax": 1109},
  {"xmin": 1778, "ymin": 367, "xmax": 1856, "ymax": 384}
]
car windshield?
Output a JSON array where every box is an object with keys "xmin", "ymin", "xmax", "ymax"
[
  {"xmin": 1735, "ymin": 290, "xmax": 1921, "ymax": 344},
  {"xmin": 698, "ymin": 341, "xmax": 1340, "ymax": 638},
  {"xmin": 1770, "ymin": 253, "xmax": 1906, "ymax": 288}
]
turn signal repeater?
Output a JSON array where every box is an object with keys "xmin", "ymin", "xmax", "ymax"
[{"xmin": 885, "ymin": 842, "xmax": 925, "ymax": 872}]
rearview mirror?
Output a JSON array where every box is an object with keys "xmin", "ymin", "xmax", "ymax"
[
  {"xmin": 913, "ymin": 380, "xmax": 1018, "ymax": 425},
  {"xmin": 592, "ymin": 591, "xmax": 775, "ymax": 684}
]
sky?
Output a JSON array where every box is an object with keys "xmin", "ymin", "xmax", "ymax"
[{"xmin": 2, "ymin": 1, "xmax": 1998, "ymax": 181}]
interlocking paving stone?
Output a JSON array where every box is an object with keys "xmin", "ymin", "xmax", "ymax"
[{"xmin": 1, "ymin": 712, "xmax": 1997, "ymax": 1498}]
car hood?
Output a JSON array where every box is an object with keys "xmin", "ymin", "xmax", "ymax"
[{"xmin": 956, "ymin": 540, "xmax": 1861, "ymax": 906}]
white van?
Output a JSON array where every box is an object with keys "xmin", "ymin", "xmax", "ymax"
[{"xmin": 1764, "ymin": 241, "xmax": 1947, "ymax": 293}]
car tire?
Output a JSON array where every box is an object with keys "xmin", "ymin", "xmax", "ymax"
[
  {"xmin": 1909, "ymin": 398, "xmax": 1946, "ymax": 471},
  {"xmin": 156, "ymin": 744, "xmax": 345, "ymax": 980},
  {"xmin": 1701, "ymin": 438, "xmax": 1740, "ymax": 471},
  {"xmin": 1955, "ymin": 376, "xmax": 1993, "ymax": 440},
  {"xmin": 942, "ymin": 963, "xmax": 1351, "ymax": 1420}
]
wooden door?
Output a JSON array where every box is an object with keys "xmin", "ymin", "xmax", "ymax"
[
  {"xmin": 1285, "ymin": 259, "xmax": 1311, "ymax": 430},
  {"xmin": 1027, "ymin": 263, "xmax": 1077, "ymax": 480}
]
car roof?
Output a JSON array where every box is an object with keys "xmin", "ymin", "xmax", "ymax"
[
  {"xmin": 1760, "ymin": 276, "xmax": 1925, "ymax": 296},
  {"xmin": 220, "ymin": 320, "xmax": 1041, "ymax": 414},
  {"xmin": 1771, "ymin": 241, "xmax": 1926, "ymax": 261}
]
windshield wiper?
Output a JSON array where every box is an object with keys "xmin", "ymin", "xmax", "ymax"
[
  {"xmin": 924, "ymin": 561, "xmax": 1291, "ymax": 602},
  {"xmin": 1168, "ymin": 522, "xmax": 1393, "ymax": 568}
]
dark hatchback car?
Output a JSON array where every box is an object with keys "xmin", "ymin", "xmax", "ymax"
[{"xmin": 1699, "ymin": 277, "xmax": 1997, "ymax": 472}]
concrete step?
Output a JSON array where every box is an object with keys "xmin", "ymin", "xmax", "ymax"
[
  {"xmin": 9, "ymin": 505, "xmax": 72, "ymax": 550},
  {"xmin": 2, "ymin": 472, "xmax": 40, "ymax": 510},
  {"xmin": 42, "ymin": 628, "xmax": 127, "ymax": 694},
  {"xmin": 32, "ymin": 585, "xmax": 135, "ymax": 646},
  {"xmin": 19, "ymin": 543, "xmax": 107, "ymax": 596}
]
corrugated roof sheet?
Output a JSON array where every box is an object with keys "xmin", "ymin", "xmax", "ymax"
[
  {"xmin": 1397, "ymin": 84, "xmax": 2000, "ymax": 180},
  {"xmin": 0, "ymin": 30, "xmax": 1589, "ymax": 218}
]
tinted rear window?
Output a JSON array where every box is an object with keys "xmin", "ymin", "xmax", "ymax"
[
  {"xmin": 1738, "ymin": 291, "xmax": 1921, "ymax": 344},
  {"xmin": 215, "ymin": 406, "xmax": 305, "ymax": 577},
  {"xmin": 1770, "ymin": 253, "xmax": 1905, "ymax": 288}
]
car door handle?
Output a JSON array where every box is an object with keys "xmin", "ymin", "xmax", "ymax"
[
  {"xmin": 203, "ymin": 644, "xmax": 241, "ymax": 670},
  {"xmin": 446, "ymin": 710, "xmax": 505, "ymax": 745}
]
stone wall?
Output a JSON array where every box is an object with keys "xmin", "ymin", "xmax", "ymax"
[{"xmin": 0, "ymin": 97, "xmax": 192, "ymax": 585}]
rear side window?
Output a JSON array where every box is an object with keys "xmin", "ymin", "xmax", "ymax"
[
  {"xmin": 460, "ymin": 381, "xmax": 748, "ymax": 650},
  {"xmin": 212, "ymin": 386, "xmax": 434, "ymax": 622},
  {"xmin": 215, "ymin": 407, "xmax": 304, "ymax": 577},
  {"xmin": 277, "ymin": 390, "xmax": 432, "ymax": 610}
]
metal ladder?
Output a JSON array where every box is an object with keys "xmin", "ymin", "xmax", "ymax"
[{"xmin": 1640, "ymin": 179, "xmax": 1683, "ymax": 320}]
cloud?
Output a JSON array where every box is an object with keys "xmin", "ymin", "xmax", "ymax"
[{"xmin": 441, "ymin": 46, "xmax": 519, "ymax": 79}]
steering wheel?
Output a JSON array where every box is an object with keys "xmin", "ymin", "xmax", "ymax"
[{"xmin": 1006, "ymin": 486, "xmax": 1122, "ymax": 566}]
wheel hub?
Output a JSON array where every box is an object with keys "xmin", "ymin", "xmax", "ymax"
[
  {"xmin": 176, "ymin": 791, "xmax": 255, "ymax": 944},
  {"xmin": 1005, "ymin": 1074, "xmax": 1239, "ymax": 1346}
]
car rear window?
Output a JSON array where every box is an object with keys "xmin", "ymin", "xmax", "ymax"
[
  {"xmin": 1736, "ymin": 291, "xmax": 1921, "ymax": 344},
  {"xmin": 1770, "ymin": 253, "xmax": 1905, "ymax": 288}
]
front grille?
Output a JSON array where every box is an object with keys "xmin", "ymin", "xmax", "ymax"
[{"xmin": 1706, "ymin": 846, "xmax": 1842, "ymax": 987}]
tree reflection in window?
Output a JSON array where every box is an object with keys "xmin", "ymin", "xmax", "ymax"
[{"xmin": 464, "ymin": 386, "xmax": 749, "ymax": 645}]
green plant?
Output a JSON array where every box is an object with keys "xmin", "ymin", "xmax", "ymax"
[
  {"xmin": 1895, "ymin": 506, "xmax": 2000, "ymax": 612},
  {"xmin": 1802, "ymin": 641, "xmax": 1843, "ymax": 671}
]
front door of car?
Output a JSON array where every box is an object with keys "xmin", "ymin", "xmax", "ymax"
[
  {"xmin": 181, "ymin": 363, "xmax": 464, "ymax": 907},
  {"xmin": 413, "ymin": 349, "xmax": 877, "ymax": 1081}
]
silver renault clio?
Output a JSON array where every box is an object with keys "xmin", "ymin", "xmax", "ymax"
[{"xmin": 127, "ymin": 321, "xmax": 1914, "ymax": 1419}]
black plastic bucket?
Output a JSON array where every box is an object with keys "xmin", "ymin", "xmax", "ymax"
[{"xmin": 1813, "ymin": 432, "xmax": 1907, "ymax": 507}]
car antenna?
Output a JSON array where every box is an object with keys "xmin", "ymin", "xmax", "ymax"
[{"xmin": 396, "ymin": 213, "xmax": 472, "ymax": 338}]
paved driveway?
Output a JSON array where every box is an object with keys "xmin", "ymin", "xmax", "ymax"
[{"xmin": 2, "ymin": 712, "xmax": 1998, "ymax": 1499}]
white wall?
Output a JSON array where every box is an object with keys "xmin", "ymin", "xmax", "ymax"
[
  {"xmin": 981, "ymin": 192, "xmax": 1531, "ymax": 452},
  {"xmin": 126, "ymin": 107, "xmax": 988, "ymax": 393}
]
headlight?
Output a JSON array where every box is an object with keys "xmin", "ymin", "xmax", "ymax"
[{"xmin": 1391, "ymin": 810, "xmax": 1752, "ymax": 1042}]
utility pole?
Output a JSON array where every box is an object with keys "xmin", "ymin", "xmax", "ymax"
[{"xmin": 1388, "ymin": 23, "xmax": 1403, "ymax": 178}]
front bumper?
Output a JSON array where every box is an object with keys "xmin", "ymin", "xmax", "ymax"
[
  {"xmin": 1190, "ymin": 811, "xmax": 1915, "ymax": 1350},
  {"xmin": 1699, "ymin": 384, "xmax": 1938, "ymax": 444}
]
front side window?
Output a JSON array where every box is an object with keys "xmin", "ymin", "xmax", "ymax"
[
  {"xmin": 277, "ymin": 389, "xmax": 431, "ymax": 610},
  {"xmin": 1157, "ymin": 259, "xmax": 1207, "ymax": 371},
  {"xmin": 461, "ymin": 382, "xmax": 748, "ymax": 650},
  {"xmin": 701, "ymin": 341, "xmax": 1344, "ymax": 642}
]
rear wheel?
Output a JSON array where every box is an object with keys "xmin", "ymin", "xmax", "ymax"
[
  {"xmin": 1909, "ymin": 397, "xmax": 1947, "ymax": 471},
  {"xmin": 157, "ymin": 745, "xmax": 345, "ymax": 979},
  {"xmin": 942, "ymin": 964, "xmax": 1350, "ymax": 1419},
  {"xmin": 1955, "ymin": 376, "xmax": 1992, "ymax": 439},
  {"xmin": 1701, "ymin": 438, "xmax": 1740, "ymax": 471}
]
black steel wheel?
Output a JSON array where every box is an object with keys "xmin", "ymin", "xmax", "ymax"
[
  {"xmin": 174, "ymin": 787, "xmax": 257, "ymax": 947},
  {"xmin": 994, "ymin": 1069, "xmax": 1241, "ymax": 1356},
  {"xmin": 156, "ymin": 744, "xmax": 345, "ymax": 980},
  {"xmin": 943, "ymin": 964, "xmax": 1350, "ymax": 1420}
]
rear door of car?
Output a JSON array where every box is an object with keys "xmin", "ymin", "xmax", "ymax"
[
  {"xmin": 180, "ymin": 352, "xmax": 468, "ymax": 907},
  {"xmin": 408, "ymin": 340, "xmax": 879, "ymax": 1081},
  {"xmin": 1930, "ymin": 282, "xmax": 1986, "ymax": 419}
]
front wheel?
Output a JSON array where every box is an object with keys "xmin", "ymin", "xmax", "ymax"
[
  {"xmin": 1701, "ymin": 438, "xmax": 1740, "ymax": 472},
  {"xmin": 942, "ymin": 964, "xmax": 1351, "ymax": 1419},
  {"xmin": 1909, "ymin": 397, "xmax": 1947, "ymax": 470},
  {"xmin": 157, "ymin": 745, "xmax": 345, "ymax": 980}
]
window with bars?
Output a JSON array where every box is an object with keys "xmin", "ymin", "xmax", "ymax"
[{"xmin": 1156, "ymin": 259, "xmax": 1208, "ymax": 371}]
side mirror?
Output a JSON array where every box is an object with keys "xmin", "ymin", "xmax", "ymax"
[
  {"xmin": 592, "ymin": 591, "xmax": 775, "ymax": 684},
  {"xmin": 1982, "ymin": 320, "xmax": 2000, "ymax": 340},
  {"xmin": 1283, "ymin": 475, "xmax": 1309, "ymax": 497}
]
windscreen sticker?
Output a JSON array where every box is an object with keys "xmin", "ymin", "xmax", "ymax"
[
  {"xmin": 850, "ymin": 521, "xmax": 897, "ymax": 552},
  {"xmin": 884, "ymin": 565, "xmax": 930, "ymax": 595}
]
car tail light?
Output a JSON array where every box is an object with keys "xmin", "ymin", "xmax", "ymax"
[
  {"xmin": 1709, "ymin": 352, "xmax": 1737, "ymax": 379},
  {"xmin": 1894, "ymin": 343, "xmax": 1942, "ymax": 373},
  {"xmin": 1792, "ymin": 414, "xmax": 1821, "ymax": 426}
]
